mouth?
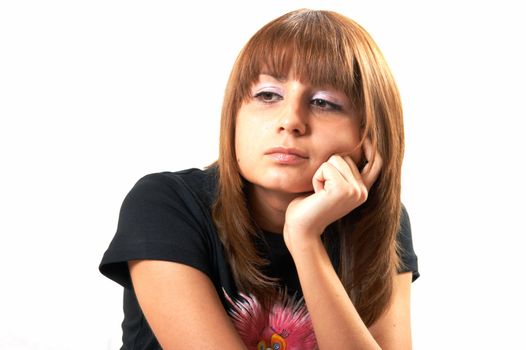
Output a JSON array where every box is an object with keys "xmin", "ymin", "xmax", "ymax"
[{"xmin": 264, "ymin": 146, "xmax": 309, "ymax": 164}]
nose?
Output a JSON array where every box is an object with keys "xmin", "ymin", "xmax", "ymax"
[{"xmin": 276, "ymin": 97, "xmax": 307, "ymax": 136}]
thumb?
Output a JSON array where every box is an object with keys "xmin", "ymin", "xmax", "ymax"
[{"xmin": 312, "ymin": 162, "xmax": 330, "ymax": 193}]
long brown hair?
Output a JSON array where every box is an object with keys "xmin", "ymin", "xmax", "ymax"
[{"xmin": 211, "ymin": 9, "xmax": 405, "ymax": 326}]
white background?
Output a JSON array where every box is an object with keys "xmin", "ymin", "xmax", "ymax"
[{"xmin": 1, "ymin": 1, "xmax": 525, "ymax": 349}]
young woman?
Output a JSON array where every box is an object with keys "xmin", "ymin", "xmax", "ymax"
[{"xmin": 100, "ymin": 9, "xmax": 419, "ymax": 350}]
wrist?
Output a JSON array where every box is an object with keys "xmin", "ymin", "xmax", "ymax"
[{"xmin": 283, "ymin": 226, "xmax": 325, "ymax": 258}]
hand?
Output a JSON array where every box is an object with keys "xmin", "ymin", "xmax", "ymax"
[{"xmin": 283, "ymin": 138, "xmax": 383, "ymax": 251}]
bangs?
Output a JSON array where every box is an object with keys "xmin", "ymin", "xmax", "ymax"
[{"xmin": 236, "ymin": 10, "xmax": 362, "ymax": 106}]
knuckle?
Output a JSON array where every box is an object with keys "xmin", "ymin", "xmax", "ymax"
[
  {"xmin": 346, "ymin": 185, "xmax": 361, "ymax": 201},
  {"xmin": 327, "ymin": 156, "xmax": 341, "ymax": 168},
  {"xmin": 349, "ymin": 185, "xmax": 368, "ymax": 203},
  {"xmin": 360, "ymin": 189, "xmax": 368, "ymax": 202},
  {"xmin": 319, "ymin": 162, "xmax": 329, "ymax": 171}
]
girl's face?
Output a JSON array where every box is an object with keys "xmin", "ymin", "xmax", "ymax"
[{"xmin": 235, "ymin": 72, "xmax": 362, "ymax": 194}]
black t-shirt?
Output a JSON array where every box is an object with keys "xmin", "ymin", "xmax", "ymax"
[{"xmin": 99, "ymin": 166, "xmax": 419, "ymax": 349}]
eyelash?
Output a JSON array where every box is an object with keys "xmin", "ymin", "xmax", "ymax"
[
  {"xmin": 253, "ymin": 92, "xmax": 342, "ymax": 111},
  {"xmin": 254, "ymin": 91, "xmax": 282, "ymax": 103},
  {"xmin": 311, "ymin": 98, "xmax": 342, "ymax": 111}
]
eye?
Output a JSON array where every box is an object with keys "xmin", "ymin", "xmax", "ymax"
[
  {"xmin": 270, "ymin": 334, "xmax": 286, "ymax": 350},
  {"xmin": 311, "ymin": 98, "xmax": 342, "ymax": 111},
  {"xmin": 254, "ymin": 91, "xmax": 282, "ymax": 103},
  {"xmin": 257, "ymin": 340, "xmax": 267, "ymax": 350}
]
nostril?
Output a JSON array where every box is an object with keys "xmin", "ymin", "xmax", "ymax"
[{"xmin": 278, "ymin": 123, "xmax": 307, "ymax": 136}]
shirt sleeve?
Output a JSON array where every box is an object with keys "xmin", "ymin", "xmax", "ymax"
[
  {"xmin": 397, "ymin": 204, "xmax": 420, "ymax": 282},
  {"xmin": 99, "ymin": 173, "xmax": 213, "ymax": 289}
]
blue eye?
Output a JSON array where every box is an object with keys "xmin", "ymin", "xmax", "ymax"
[{"xmin": 273, "ymin": 343, "xmax": 281, "ymax": 350}]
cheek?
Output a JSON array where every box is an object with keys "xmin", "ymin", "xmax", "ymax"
[
  {"xmin": 235, "ymin": 114, "xmax": 264, "ymax": 169},
  {"xmin": 235, "ymin": 108, "xmax": 273, "ymax": 160},
  {"xmin": 317, "ymin": 125, "xmax": 362, "ymax": 161},
  {"xmin": 234, "ymin": 125, "xmax": 242, "ymax": 160}
]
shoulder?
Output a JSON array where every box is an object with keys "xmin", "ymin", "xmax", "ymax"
[
  {"xmin": 99, "ymin": 166, "xmax": 221, "ymax": 288},
  {"xmin": 397, "ymin": 203, "xmax": 413, "ymax": 251},
  {"xmin": 128, "ymin": 166, "xmax": 218, "ymax": 209},
  {"xmin": 400, "ymin": 203, "xmax": 411, "ymax": 232},
  {"xmin": 397, "ymin": 203, "xmax": 420, "ymax": 282}
]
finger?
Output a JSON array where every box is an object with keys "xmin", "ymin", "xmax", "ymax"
[
  {"xmin": 326, "ymin": 154, "xmax": 368, "ymax": 194},
  {"xmin": 342, "ymin": 155, "xmax": 369, "ymax": 199},
  {"xmin": 312, "ymin": 163, "xmax": 325, "ymax": 193},
  {"xmin": 327, "ymin": 155, "xmax": 368, "ymax": 204},
  {"xmin": 329, "ymin": 154, "xmax": 368, "ymax": 192},
  {"xmin": 326, "ymin": 154, "xmax": 357, "ymax": 183},
  {"xmin": 312, "ymin": 161, "xmax": 346, "ymax": 193},
  {"xmin": 341, "ymin": 155, "xmax": 363, "ymax": 184},
  {"xmin": 361, "ymin": 139, "xmax": 383, "ymax": 190},
  {"xmin": 362, "ymin": 138, "xmax": 374, "ymax": 163}
]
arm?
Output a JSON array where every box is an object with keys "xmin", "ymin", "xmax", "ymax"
[
  {"xmin": 129, "ymin": 260, "xmax": 247, "ymax": 350},
  {"xmin": 284, "ymin": 139, "xmax": 413, "ymax": 349},
  {"xmin": 288, "ymin": 236, "xmax": 380, "ymax": 349},
  {"xmin": 287, "ymin": 234, "xmax": 413, "ymax": 350},
  {"xmin": 368, "ymin": 272, "xmax": 413, "ymax": 348}
]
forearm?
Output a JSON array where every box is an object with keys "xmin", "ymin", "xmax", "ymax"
[{"xmin": 290, "ymin": 237, "xmax": 381, "ymax": 350}]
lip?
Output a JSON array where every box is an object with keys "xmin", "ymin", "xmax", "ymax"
[
  {"xmin": 264, "ymin": 146, "xmax": 308, "ymax": 164},
  {"xmin": 265, "ymin": 146, "xmax": 308, "ymax": 158}
]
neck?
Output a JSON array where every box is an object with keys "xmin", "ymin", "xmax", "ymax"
[{"xmin": 248, "ymin": 185, "xmax": 308, "ymax": 233}]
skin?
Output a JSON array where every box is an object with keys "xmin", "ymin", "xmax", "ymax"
[
  {"xmin": 128, "ymin": 72, "xmax": 413, "ymax": 349},
  {"xmin": 236, "ymin": 73, "xmax": 363, "ymax": 233}
]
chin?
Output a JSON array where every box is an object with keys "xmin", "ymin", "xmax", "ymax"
[{"xmin": 261, "ymin": 171, "xmax": 314, "ymax": 194}]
